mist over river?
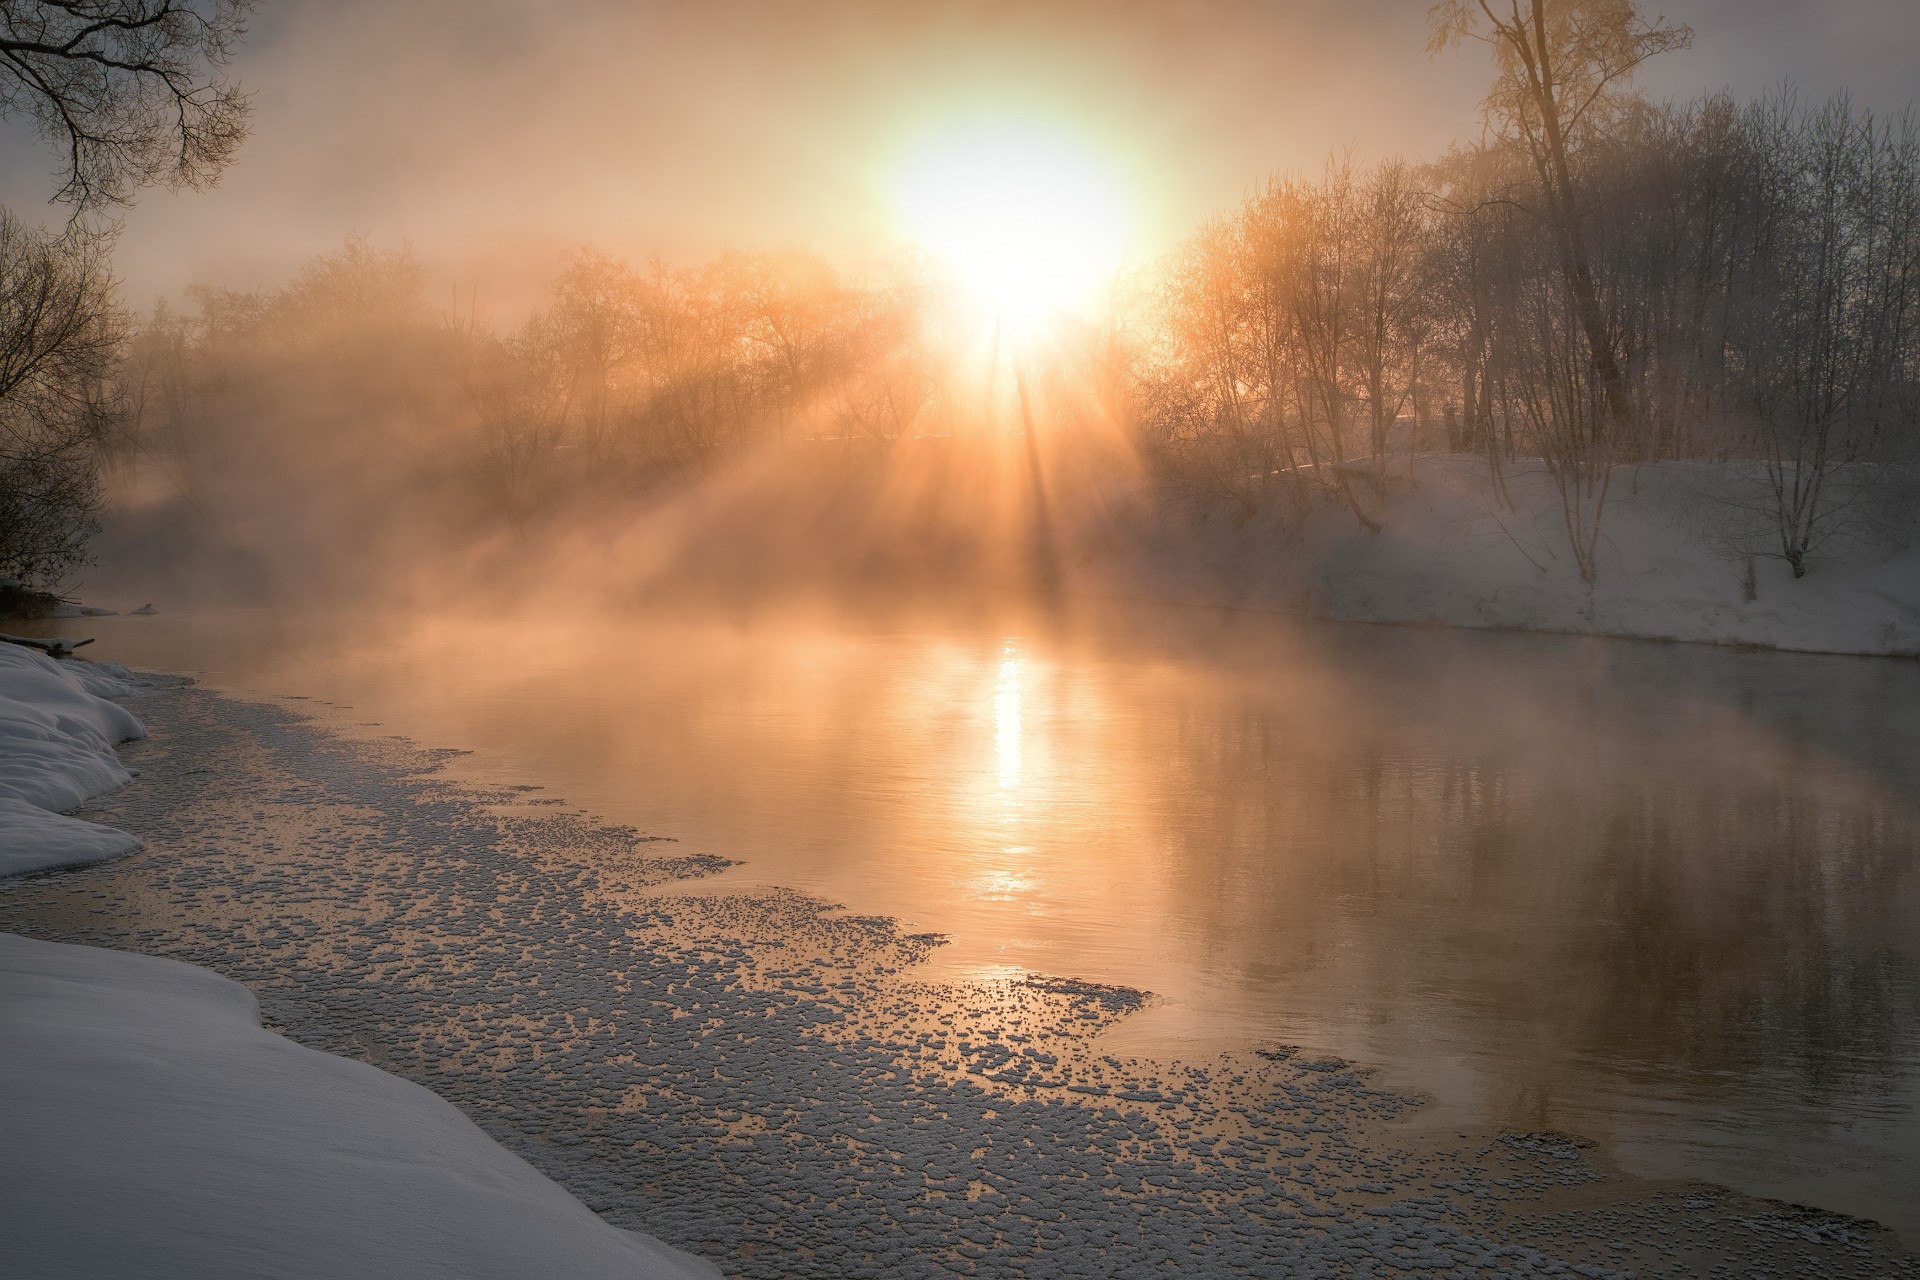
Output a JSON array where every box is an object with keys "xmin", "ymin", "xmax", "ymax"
[{"xmin": 28, "ymin": 602, "xmax": 1920, "ymax": 1243}]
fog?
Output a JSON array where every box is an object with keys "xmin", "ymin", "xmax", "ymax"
[
  {"xmin": 2, "ymin": 1, "xmax": 1914, "ymax": 311},
  {"xmin": 6, "ymin": 3, "xmax": 1920, "ymax": 1259}
]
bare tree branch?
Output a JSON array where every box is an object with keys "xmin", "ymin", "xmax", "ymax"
[{"xmin": 0, "ymin": 0, "xmax": 252, "ymax": 216}]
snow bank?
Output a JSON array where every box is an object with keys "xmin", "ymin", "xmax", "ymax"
[
  {"xmin": 0, "ymin": 656, "xmax": 722, "ymax": 1277},
  {"xmin": 0, "ymin": 645, "xmax": 148, "ymax": 876},
  {"xmin": 1093, "ymin": 457, "xmax": 1920, "ymax": 657},
  {"xmin": 0, "ymin": 932, "xmax": 720, "ymax": 1280},
  {"xmin": 0, "ymin": 802, "xmax": 143, "ymax": 877}
]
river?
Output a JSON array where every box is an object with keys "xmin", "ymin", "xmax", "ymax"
[{"xmin": 23, "ymin": 601, "xmax": 1920, "ymax": 1242}]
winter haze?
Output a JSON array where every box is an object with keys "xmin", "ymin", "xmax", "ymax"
[{"xmin": 0, "ymin": 1, "xmax": 1913, "ymax": 308}]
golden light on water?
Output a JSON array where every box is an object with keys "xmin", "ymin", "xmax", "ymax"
[
  {"xmin": 994, "ymin": 650, "xmax": 1023, "ymax": 792},
  {"xmin": 891, "ymin": 121, "xmax": 1133, "ymax": 333},
  {"xmin": 982, "ymin": 644, "xmax": 1036, "ymax": 922}
]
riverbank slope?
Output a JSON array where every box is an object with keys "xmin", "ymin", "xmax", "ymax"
[{"xmin": 1087, "ymin": 457, "xmax": 1920, "ymax": 657}]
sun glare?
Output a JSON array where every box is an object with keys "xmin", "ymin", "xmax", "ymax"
[{"xmin": 893, "ymin": 123, "xmax": 1131, "ymax": 330}]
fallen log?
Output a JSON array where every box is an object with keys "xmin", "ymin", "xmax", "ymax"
[{"xmin": 0, "ymin": 633, "xmax": 95, "ymax": 659}]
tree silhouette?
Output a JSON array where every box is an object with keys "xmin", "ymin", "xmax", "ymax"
[{"xmin": 1, "ymin": 0, "xmax": 252, "ymax": 215}]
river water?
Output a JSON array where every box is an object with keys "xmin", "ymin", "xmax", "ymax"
[{"xmin": 27, "ymin": 602, "xmax": 1920, "ymax": 1241}]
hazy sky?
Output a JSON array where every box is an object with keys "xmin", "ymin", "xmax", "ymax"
[{"xmin": 3, "ymin": 0, "xmax": 1915, "ymax": 312}]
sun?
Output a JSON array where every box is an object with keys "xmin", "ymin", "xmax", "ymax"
[{"xmin": 892, "ymin": 122, "xmax": 1132, "ymax": 330}]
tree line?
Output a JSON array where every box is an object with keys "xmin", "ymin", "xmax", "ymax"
[
  {"xmin": 113, "ymin": 242, "xmax": 936, "ymax": 539},
  {"xmin": 0, "ymin": 0, "xmax": 249, "ymax": 589},
  {"xmin": 1144, "ymin": 88, "xmax": 1920, "ymax": 580},
  {"xmin": 3, "ymin": 0, "xmax": 1917, "ymax": 591}
]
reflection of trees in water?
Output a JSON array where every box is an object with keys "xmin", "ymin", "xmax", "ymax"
[
  {"xmin": 1144, "ymin": 630, "xmax": 1920, "ymax": 1115},
  {"xmin": 64, "ymin": 606, "xmax": 1918, "ymax": 1142}
]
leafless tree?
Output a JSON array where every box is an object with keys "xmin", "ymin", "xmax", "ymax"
[
  {"xmin": 1724, "ymin": 95, "xmax": 1920, "ymax": 575},
  {"xmin": 534, "ymin": 247, "xmax": 645, "ymax": 454},
  {"xmin": 1350, "ymin": 160, "xmax": 1434, "ymax": 470},
  {"xmin": 1431, "ymin": 0, "xmax": 1690, "ymax": 580},
  {"xmin": 0, "ymin": 208, "xmax": 121, "ymax": 582},
  {"xmin": 1145, "ymin": 161, "xmax": 1438, "ymax": 532},
  {"xmin": 1430, "ymin": 0, "xmax": 1689, "ymax": 432},
  {"xmin": 1284, "ymin": 162, "xmax": 1360, "ymax": 471},
  {"xmin": 1151, "ymin": 216, "xmax": 1273, "ymax": 518},
  {"xmin": 1, "ymin": 0, "xmax": 251, "ymax": 217},
  {"xmin": 0, "ymin": 1, "xmax": 250, "ymax": 584}
]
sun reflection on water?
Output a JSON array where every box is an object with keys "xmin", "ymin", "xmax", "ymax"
[
  {"xmin": 974, "ymin": 857, "xmax": 1036, "ymax": 902},
  {"xmin": 38, "ymin": 609, "xmax": 1920, "ymax": 1241},
  {"xmin": 994, "ymin": 647, "xmax": 1022, "ymax": 794}
]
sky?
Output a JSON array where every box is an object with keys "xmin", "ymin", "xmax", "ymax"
[{"xmin": 2, "ymin": 0, "xmax": 1915, "ymax": 314}]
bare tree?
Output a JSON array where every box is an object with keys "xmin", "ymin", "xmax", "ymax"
[
  {"xmin": 0, "ymin": 1, "xmax": 251, "ymax": 587},
  {"xmin": 1154, "ymin": 216, "xmax": 1272, "ymax": 518},
  {"xmin": 1285, "ymin": 161, "xmax": 1359, "ymax": 471},
  {"xmin": 1431, "ymin": 0, "xmax": 1689, "ymax": 580},
  {"xmin": 116, "ymin": 295, "xmax": 200, "ymax": 496},
  {"xmin": 1350, "ymin": 160, "xmax": 1433, "ymax": 470},
  {"xmin": 819, "ymin": 274, "xmax": 934, "ymax": 441},
  {"xmin": 1147, "ymin": 163, "xmax": 1427, "ymax": 532},
  {"xmin": 1430, "ymin": 0, "xmax": 1688, "ymax": 432},
  {"xmin": 1, "ymin": 0, "xmax": 251, "ymax": 216},
  {"xmin": 1726, "ymin": 95, "xmax": 1920, "ymax": 575},
  {"xmin": 0, "ymin": 208, "xmax": 122, "ymax": 583},
  {"xmin": 538, "ymin": 247, "xmax": 645, "ymax": 454}
]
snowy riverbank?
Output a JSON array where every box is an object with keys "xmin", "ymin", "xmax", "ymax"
[
  {"xmin": 0, "ymin": 643, "xmax": 147, "ymax": 876},
  {"xmin": 1, "ymin": 933, "xmax": 718, "ymax": 1279},
  {"xmin": 1089, "ymin": 457, "xmax": 1920, "ymax": 657},
  {"xmin": 0, "ymin": 649, "xmax": 718, "ymax": 1279}
]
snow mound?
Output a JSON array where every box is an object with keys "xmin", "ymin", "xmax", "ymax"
[
  {"xmin": 0, "ymin": 799, "xmax": 142, "ymax": 877},
  {"xmin": 0, "ymin": 932, "xmax": 721, "ymax": 1280},
  {"xmin": 0, "ymin": 645, "xmax": 148, "ymax": 876}
]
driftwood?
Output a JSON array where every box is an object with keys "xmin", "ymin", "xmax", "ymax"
[{"xmin": 0, "ymin": 633, "xmax": 95, "ymax": 659}]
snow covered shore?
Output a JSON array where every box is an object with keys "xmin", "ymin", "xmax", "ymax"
[
  {"xmin": 0, "ymin": 933, "xmax": 719, "ymax": 1280},
  {"xmin": 0, "ymin": 653, "xmax": 719, "ymax": 1279},
  {"xmin": 0, "ymin": 643, "xmax": 148, "ymax": 875},
  {"xmin": 1091, "ymin": 457, "xmax": 1920, "ymax": 657}
]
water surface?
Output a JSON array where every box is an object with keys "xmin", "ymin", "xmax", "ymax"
[{"xmin": 34, "ymin": 603, "xmax": 1920, "ymax": 1240}]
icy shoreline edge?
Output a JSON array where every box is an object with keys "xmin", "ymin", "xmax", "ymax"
[{"xmin": 0, "ymin": 647, "xmax": 719, "ymax": 1280}]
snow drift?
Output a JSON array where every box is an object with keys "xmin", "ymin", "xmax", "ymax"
[
  {"xmin": 0, "ymin": 933, "xmax": 719, "ymax": 1279},
  {"xmin": 0, "ymin": 644, "xmax": 148, "ymax": 876}
]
